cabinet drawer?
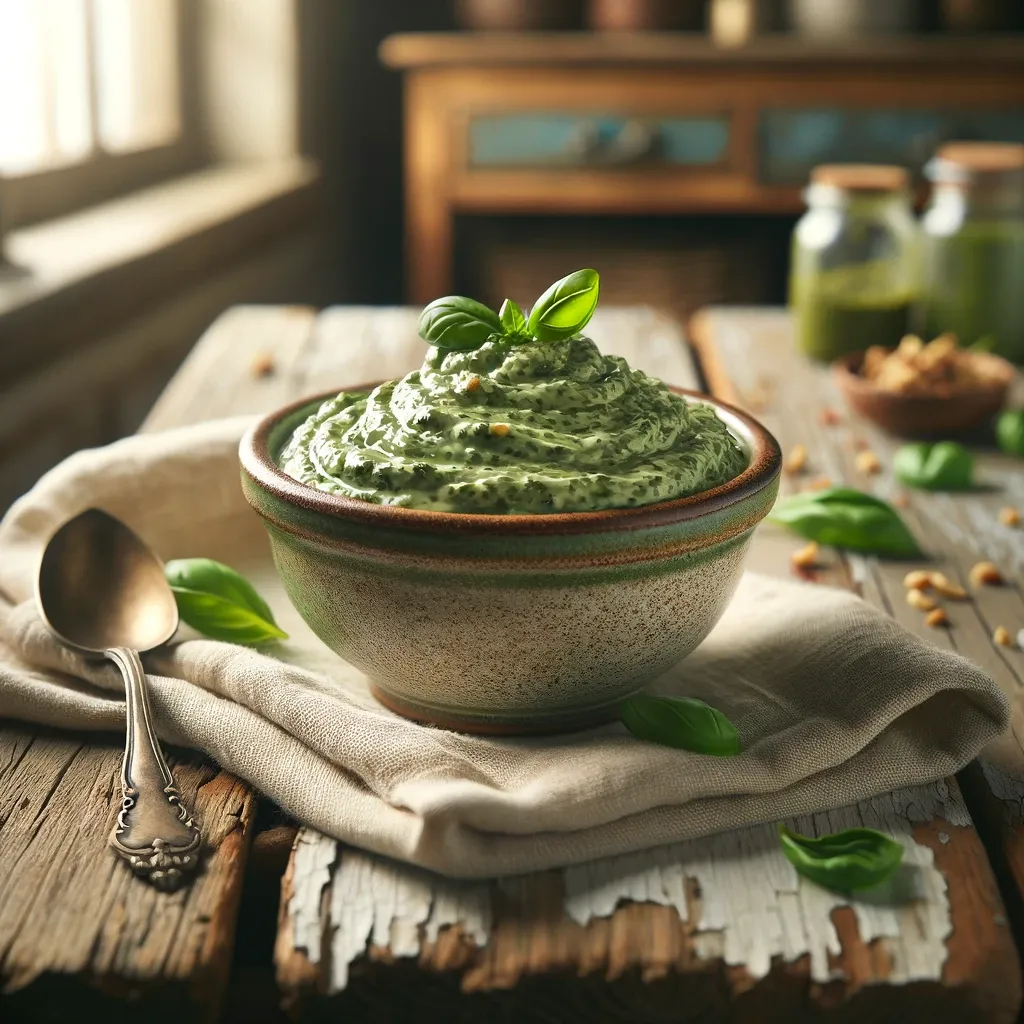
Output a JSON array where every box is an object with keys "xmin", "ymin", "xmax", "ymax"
[{"xmin": 468, "ymin": 113, "xmax": 731, "ymax": 168}]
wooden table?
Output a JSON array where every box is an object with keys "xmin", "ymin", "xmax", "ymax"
[{"xmin": 2, "ymin": 305, "xmax": 1024, "ymax": 1023}]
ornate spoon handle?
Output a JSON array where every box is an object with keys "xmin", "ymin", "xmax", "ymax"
[{"xmin": 106, "ymin": 646, "xmax": 201, "ymax": 891}]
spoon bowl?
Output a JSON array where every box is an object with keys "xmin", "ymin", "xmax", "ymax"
[
  {"xmin": 36, "ymin": 508, "xmax": 200, "ymax": 891},
  {"xmin": 37, "ymin": 509, "xmax": 178, "ymax": 654}
]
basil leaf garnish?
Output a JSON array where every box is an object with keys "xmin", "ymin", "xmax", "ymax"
[
  {"xmin": 621, "ymin": 695, "xmax": 740, "ymax": 756},
  {"xmin": 164, "ymin": 558, "xmax": 287, "ymax": 645},
  {"xmin": 997, "ymin": 410, "xmax": 1024, "ymax": 458},
  {"xmin": 499, "ymin": 298, "xmax": 527, "ymax": 339},
  {"xmin": 778, "ymin": 825, "xmax": 904, "ymax": 893},
  {"xmin": 417, "ymin": 296, "xmax": 501, "ymax": 351},
  {"xmin": 527, "ymin": 268, "xmax": 600, "ymax": 342},
  {"xmin": 769, "ymin": 486, "xmax": 922, "ymax": 558},
  {"xmin": 894, "ymin": 441, "xmax": 974, "ymax": 491}
]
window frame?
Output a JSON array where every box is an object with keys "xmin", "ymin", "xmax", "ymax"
[{"xmin": 2, "ymin": 0, "xmax": 206, "ymax": 230}]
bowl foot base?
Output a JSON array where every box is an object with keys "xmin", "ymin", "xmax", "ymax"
[{"xmin": 370, "ymin": 684, "xmax": 635, "ymax": 736}]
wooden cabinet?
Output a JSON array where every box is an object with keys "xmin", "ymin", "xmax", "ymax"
[{"xmin": 381, "ymin": 33, "xmax": 1024, "ymax": 302}]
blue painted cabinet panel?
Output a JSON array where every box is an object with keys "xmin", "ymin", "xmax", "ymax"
[
  {"xmin": 469, "ymin": 113, "xmax": 730, "ymax": 168},
  {"xmin": 761, "ymin": 109, "xmax": 1024, "ymax": 185}
]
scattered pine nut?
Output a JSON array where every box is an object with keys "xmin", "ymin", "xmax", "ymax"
[
  {"xmin": 969, "ymin": 561, "xmax": 1004, "ymax": 587},
  {"xmin": 893, "ymin": 493, "xmax": 910, "ymax": 509},
  {"xmin": 791, "ymin": 541, "xmax": 820, "ymax": 569},
  {"xmin": 994, "ymin": 626, "xmax": 1013, "ymax": 647},
  {"xmin": 999, "ymin": 506, "xmax": 1021, "ymax": 528},
  {"xmin": 819, "ymin": 407, "xmax": 841, "ymax": 426},
  {"xmin": 903, "ymin": 570, "xmax": 932, "ymax": 591},
  {"xmin": 907, "ymin": 588, "xmax": 938, "ymax": 612},
  {"xmin": 855, "ymin": 450, "xmax": 882, "ymax": 475},
  {"xmin": 929, "ymin": 572, "xmax": 968, "ymax": 600},
  {"xmin": 489, "ymin": 423, "xmax": 510, "ymax": 437},
  {"xmin": 925, "ymin": 608, "xmax": 949, "ymax": 628},
  {"xmin": 851, "ymin": 436, "xmax": 869, "ymax": 451},
  {"xmin": 805, "ymin": 476, "xmax": 833, "ymax": 491},
  {"xmin": 250, "ymin": 351, "xmax": 275, "ymax": 377},
  {"xmin": 465, "ymin": 375, "xmax": 481, "ymax": 392},
  {"xmin": 784, "ymin": 444, "xmax": 808, "ymax": 474}
]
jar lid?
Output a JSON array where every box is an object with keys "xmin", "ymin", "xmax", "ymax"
[
  {"xmin": 810, "ymin": 164, "xmax": 909, "ymax": 192},
  {"xmin": 928, "ymin": 142, "xmax": 1024, "ymax": 184}
]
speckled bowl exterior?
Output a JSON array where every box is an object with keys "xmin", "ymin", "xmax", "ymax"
[{"xmin": 239, "ymin": 387, "xmax": 782, "ymax": 734}]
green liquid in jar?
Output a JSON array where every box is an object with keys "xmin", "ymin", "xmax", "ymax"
[
  {"xmin": 921, "ymin": 220, "xmax": 1024, "ymax": 364},
  {"xmin": 790, "ymin": 259, "xmax": 914, "ymax": 362}
]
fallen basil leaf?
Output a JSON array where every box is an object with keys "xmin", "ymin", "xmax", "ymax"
[
  {"xmin": 499, "ymin": 298, "xmax": 527, "ymax": 338},
  {"xmin": 769, "ymin": 486, "xmax": 922, "ymax": 558},
  {"xmin": 417, "ymin": 296, "xmax": 501, "ymax": 351},
  {"xmin": 894, "ymin": 441, "xmax": 974, "ymax": 491},
  {"xmin": 996, "ymin": 410, "xmax": 1024, "ymax": 458},
  {"xmin": 527, "ymin": 268, "xmax": 600, "ymax": 342},
  {"xmin": 165, "ymin": 558, "xmax": 287, "ymax": 645},
  {"xmin": 621, "ymin": 695, "xmax": 740, "ymax": 756},
  {"xmin": 778, "ymin": 825, "xmax": 904, "ymax": 893}
]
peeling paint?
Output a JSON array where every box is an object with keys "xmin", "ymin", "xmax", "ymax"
[{"xmin": 288, "ymin": 783, "xmax": 961, "ymax": 993}]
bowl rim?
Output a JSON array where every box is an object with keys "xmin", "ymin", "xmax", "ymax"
[
  {"xmin": 240, "ymin": 383, "xmax": 782, "ymax": 536},
  {"xmin": 833, "ymin": 349, "xmax": 1016, "ymax": 402}
]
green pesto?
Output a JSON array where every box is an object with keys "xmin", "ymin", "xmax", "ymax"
[{"xmin": 277, "ymin": 335, "xmax": 747, "ymax": 515}]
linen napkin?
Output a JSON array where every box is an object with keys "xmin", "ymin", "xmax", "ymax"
[{"xmin": 0, "ymin": 418, "xmax": 1009, "ymax": 878}]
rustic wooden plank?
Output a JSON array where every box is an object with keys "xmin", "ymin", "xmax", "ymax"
[
  {"xmin": 691, "ymin": 305, "xmax": 1024, "ymax": 1001},
  {"xmin": 276, "ymin": 780, "xmax": 1016, "ymax": 1023},
  {"xmin": 273, "ymin": 306, "xmax": 1017, "ymax": 1022},
  {"xmin": 0, "ymin": 305, "xmax": 319, "ymax": 1021}
]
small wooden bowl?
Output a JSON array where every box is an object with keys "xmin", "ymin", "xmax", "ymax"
[{"xmin": 833, "ymin": 350, "xmax": 1015, "ymax": 438}]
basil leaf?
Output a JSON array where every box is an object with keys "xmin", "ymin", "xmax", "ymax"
[
  {"xmin": 996, "ymin": 410, "xmax": 1024, "ymax": 458},
  {"xmin": 164, "ymin": 558, "xmax": 287, "ymax": 645},
  {"xmin": 769, "ymin": 486, "xmax": 922, "ymax": 558},
  {"xmin": 621, "ymin": 695, "xmax": 740, "ymax": 756},
  {"xmin": 778, "ymin": 825, "xmax": 904, "ymax": 893},
  {"xmin": 527, "ymin": 269, "xmax": 600, "ymax": 342},
  {"xmin": 894, "ymin": 442, "xmax": 974, "ymax": 491},
  {"xmin": 417, "ymin": 296, "xmax": 501, "ymax": 351},
  {"xmin": 498, "ymin": 298, "xmax": 527, "ymax": 339}
]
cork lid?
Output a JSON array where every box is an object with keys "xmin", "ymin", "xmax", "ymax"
[
  {"xmin": 810, "ymin": 164, "xmax": 909, "ymax": 192},
  {"xmin": 934, "ymin": 141, "xmax": 1024, "ymax": 174}
]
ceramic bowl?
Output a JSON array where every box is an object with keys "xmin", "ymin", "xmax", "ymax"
[
  {"xmin": 239, "ymin": 387, "xmax": 781, "ymax": 735},
  {"xmin": 834, "ymin": 350, "xmax": 1015, "ymax": 438}
]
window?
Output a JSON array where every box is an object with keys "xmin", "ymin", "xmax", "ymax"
[{"xmin": 0, "ymin": 0, "xmax": 201, "ymax": 227}]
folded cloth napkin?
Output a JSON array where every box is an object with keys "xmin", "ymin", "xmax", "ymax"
[{"xmin": 0, "ymin": 419, "xmax": 1010, "ymax": 878}]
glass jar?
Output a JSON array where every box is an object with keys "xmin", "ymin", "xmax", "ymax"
[
  {"xmin": 920, "ymin": 142, "xmax": 1024, "ymax": 364},
  {"xmin": 789, "ymin": 164, "xmax": 918, "ymax": 362}
]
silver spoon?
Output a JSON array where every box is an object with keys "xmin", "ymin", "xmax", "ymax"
[{"xmin": 37, "ymin": 508, "xmax": 201, "ymax": 891}]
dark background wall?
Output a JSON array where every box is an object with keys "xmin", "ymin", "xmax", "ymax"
[{"xmin": 297, "ymin": 0, "xmax": 455, "ymax": 306}]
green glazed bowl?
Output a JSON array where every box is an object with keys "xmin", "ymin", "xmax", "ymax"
[{"xmin": 239, "ymin": 386, "xmax": 781, "ymax": 735}]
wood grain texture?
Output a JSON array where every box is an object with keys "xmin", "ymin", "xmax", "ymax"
[
  {"xmin": 380, "ymin": 33, "xmax": 1024, "ymax": 69},
  {"xmin": 1, "ymin": 305, "xmax": 322, "ymax": 1021},
  {"xmin": 271, "ymin": 305, "xmax": 1018, "ymax": 1022}
]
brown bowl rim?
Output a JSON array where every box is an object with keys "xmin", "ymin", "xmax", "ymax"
[
  {"xmin": 833, "ymin": 349, "xmax": 1016, "ymax": 402},
  {"xmin": 240, "ymin": 384, "xmax": 782, "ymax": 536}
]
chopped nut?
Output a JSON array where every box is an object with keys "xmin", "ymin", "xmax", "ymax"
[
  {"xmin": 791, "ymin": 541, "xmax": 820, "ymax": 569},
  {"xmin": 925, "ymin": 608, "xmax": 949, "ymax": 628},
  {"xmin": 929, "ymin": 572, "xmax": 968, "ymax": 600},
  {"xmin": 903, "ymin": 570, "xmax": 932, "ymax": 591},
  {"xmin": 969, "ymin": 561, "xmax": 1003, "ymax": 587},
  {"xmin": 999, "ymin": 506, "xmax": 1021, "ymax": 528},
  {"xmin": 855, "ymin": 450, "xmax": 882, "ymax": 475},
  {"xmin": 465, "ymin": 375, "xmax": 481, "ymax": 392},
  {"xmin": 250, "ymin": 351, "xmax": 275, "ymax": 377},
  {"xmin": 907, "ymin": 588, "xmax": 938, "ymax": 612},
  {"xmin": 805, "ymin": 475, "xmax": 833, "ymax": 491},
  {"xmin": 489, "ymin": 423, "xmax": 510, "ymax": 437},
  {"xmin": 784, "ymin": 444, "xmax": 808, "ymax": 474},
  {"xmin": 994, "ymin": 626, "xmax": 1013, "ymax": 647},
  {"xmin": 819, "ymin": 407, "xmax": 841, "ymax": 426},
  {"xmin": 893, "ymin": 493, "xmax": 910, "ymax": 509}
]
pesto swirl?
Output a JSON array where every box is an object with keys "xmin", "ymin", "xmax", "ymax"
[{"xmin": 277, "ymin": 335, "xmax": 747, "ymax": 514}]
